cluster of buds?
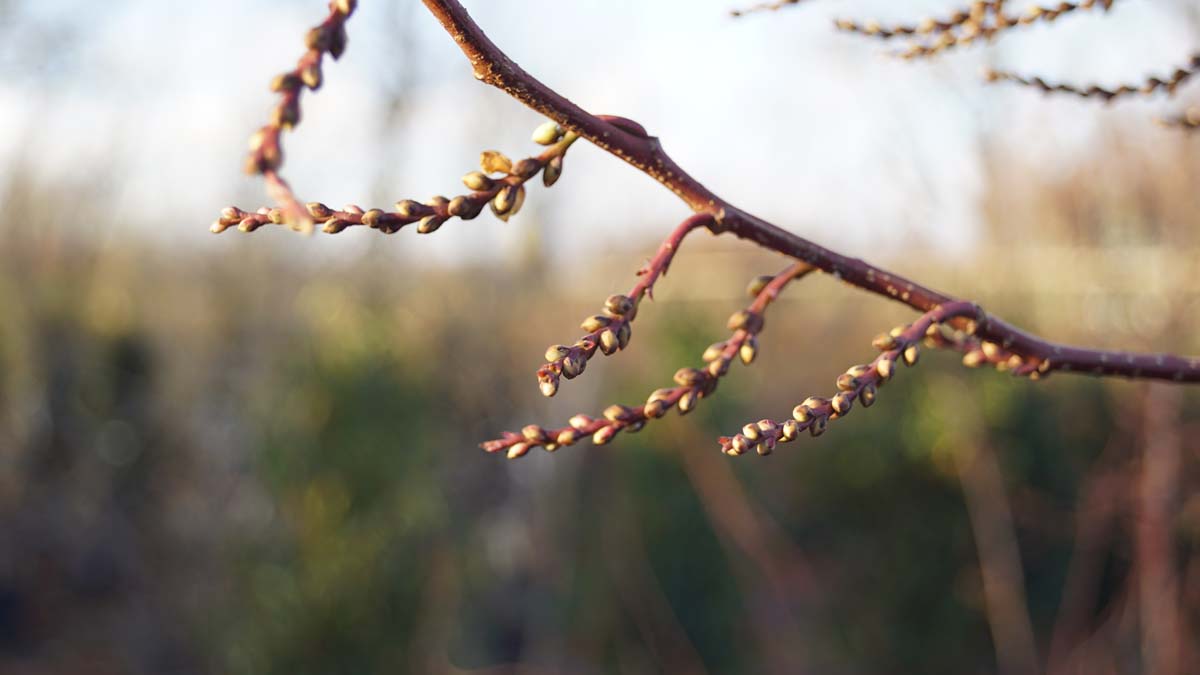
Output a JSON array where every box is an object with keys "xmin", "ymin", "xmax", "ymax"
[
  {"xmin": 213, "ymin": 122, "xmax": 578, "ymax": 234},
  {"xmin": 534, "ymin": 213, "xmax": 715, "ymax": 397},
  {"xmin": 716, "ymin": 300, "xmax": 1049, "ymax": 456},
  {"xmin": 483, "ymin": 263, "xmax": 812, "ymax": 459},
  {"xmin": 537, "ymin": 293, "xmax": 637, "ymax": 397},
  {"xmin": 242, "ymin": 0, "xmax": 357, "ymax": 228},
  {"xmin": 984, "ymin": 53, "xmax": 1200, "ymax": 101},
  {"xmin": 892, "ymin": 0, "xmax": 1118, "ymax": 59}
]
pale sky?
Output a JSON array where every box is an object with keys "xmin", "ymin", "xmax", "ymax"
[{"xmin": 0, "ymin": 0, "xmax": 1194, "ymax": 267}]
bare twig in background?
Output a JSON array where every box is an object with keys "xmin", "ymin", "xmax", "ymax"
[
  {"xmin": 956, "ymin": 441, "xmax": 1041, "ymax": 675},
  {"xmin": 1136, "ymin": 383, "xmax": 1183, "ymax": 675},
  {"xmin": 242, "ymin": 0, "xmax": 357, "ymax": 230},
  {"xmin": 984, "ymin": 53, "xmax": 1200, "ymax": 101},
  {"xmin": 1046, "ymin": 444, "xmax": 1128, "ymax": 673}
]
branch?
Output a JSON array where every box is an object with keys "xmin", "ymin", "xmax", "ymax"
[
  {"xmin": 535, "ymin": 213, "xmax": 712, "ymax": 397},
  {"xmin": 483, "ymin": 263, "xmax": 815, "ymax": 458},
  {"xmin": 214, "ymin": 125, "xmax": 578, "ymax": 234},
  {"xmin": 718, "ymin": 301, "xmax": 987, "ymax": 456},
  {"xmin": 892, "ymin": 0, "xmax": 1121, "ymax": 60},
  {"xmin": 243, "ymin": 0, "xmax": 358, "ymax": 231},
  {"xmin": 984, "ymin": 52, "xmax": 1200, "ymax": 101},
  {"xmin": 422, "ymin": 0, "xmax": 1200, "ymax": 385}
]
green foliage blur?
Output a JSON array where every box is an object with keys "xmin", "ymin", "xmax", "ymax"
[{"xmin": 2, "ymin": 135, "xmax": 1200, "ymax": 674}]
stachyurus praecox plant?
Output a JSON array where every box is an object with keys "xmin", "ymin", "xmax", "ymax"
[{"xmin": 212, "ymin": 0, "xmax": 1200, "ymax": 459}]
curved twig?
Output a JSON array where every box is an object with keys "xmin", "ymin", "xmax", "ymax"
[
  {"xmin": 483, "ymin": 263, "xmax": 815, "ymax": 458},
  {"xmin": 215, "ymin": 126, "xmax": 578, "ymax": 234}
]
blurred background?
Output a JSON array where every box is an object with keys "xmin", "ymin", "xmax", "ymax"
[{"xmin": 2, "ymin": 0, "xmax": 1199, "ymax": 673}]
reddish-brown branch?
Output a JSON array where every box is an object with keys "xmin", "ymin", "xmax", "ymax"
[
  {"xmin": 719, "ymin": 300, "xmax": 988, "ymax": 455},
  {"xmin": 215, "ymin": 131, "xmax": 578, "ymax": 234},
  {"xmin": 535, "ymin": 213, "xmax": 712, "ymax": 397},
  {"xmin": 421, "ymin": 0, "xmax": 1200, "ymax": 385},
  {"xmin": 484, "ymin": 262, "xmax": 814, "ymax": 458},
  {"xmin": 245, "ymin": 0, "xmax": 357, "ymax": 231}
]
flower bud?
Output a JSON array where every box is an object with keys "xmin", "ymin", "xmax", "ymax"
[
  {"xmin": 361, "ymin": 208, "xmax": 385, "ymax": 228},
  {"xmin": 872, "ymin": 333, "xmax": 898, "ymax": 351},
  {"xmin": 539, "ymin": 373, "xmax": 559, "ymax": 397},
  {"xmin": 522, "ymin": 425, "xmax": 547, "ymax": 442},
  {"xmin": 809, "ymin": 416, "xmax": 827, "ymax": 437},
  {"xmin": 462, "ymin": 171, "xmax": 494, "ymax": 192},
  {"xmin": 801, "ymin": 396, "xmax": 826, "ymax": 411},
  {"xmin": 876, "ymin": 357, "xmax": 894, "ymax": 381},
  {"xmin": 836, "ymin": 373, "xmax": 858, "ymax": 392},
  {"xmin": 417, "ymin": 215, "xmax": 445, "ymax": 234},
  {"xmin": 547, "ymin": 346, "xmax": 574, "ymax": 363},
  {"xmin": 644, "ymin": 398, "xmax": 667, "ymax": 419},
  {"xmin": 605, "ymin": 294, "xmax": 634, "ymax": 316},
  {"xmin": 707, "ymin": 359, "xmax": 728, "ymax": 378},
  {"xmin": 831, "ymin": 392, "xmax": 854, "ymax": 415},
  {"xmin": 903, "ymin": 344, "xmax": 920, "ymax": 366},
  {"xmin": 581, "ymin": 314, "xmax": 612, "ymax": 332},
  {"xmin": 561, "ymin": 353, "xmax": 586, "ymax": 379},
  {"xmin": 731, "ymin": 435, "xmax": 751, "ymax": 455},
  {"xmin": 394, "ymin": 199, "xmax": 423, "ymax": 218},
  {"xmin": 859, "ymin": 383, "xmax": 877, "ymax": 407},
  {"xmin": 531, "ymin": 120, "xmax": 564, "ymax": 145},
  {"xmin": 616, "ymin": 321, "xmax": 631, "ymax": 349},
  {"xmin": 543, "ymin": 156, "xmax": 563, "ymax": 187},
  {"xmin": 569, "ymin": 414, "xmax": 594, "ymax": 430},
  {"xmin": 780, "ymin": 420, "xmax": 799, "ymax": 442},
  {"xmin": 599, "ymin": 329, "xmax": 619, "ymax": 355},
  {"xmin": 603, "ymin": 404, "xmax": 630, "ymax": 422},
  {"xmin": 592, "ymin": 426, "xmax": 618, "ymax": 446},
  {"xmin": 739, "ymin": 336, "xmax": 758, "ymax": 365},
  {"xmin": 491, "ymin": 185, "xmax": 519, "ymax": 219},
  {"xmin": 479, "ymin": 150, "xmax": 513, "ymax": 175},
  {"xmin": 306, "ymin": 202, "xmax": 333, "ymax": 219},
  {"xmin": 322, "ymin": 218, "xmax": 348, "ymax": 234},
  {"xmin": 674, "ymin": 367, "xmax": 704, "ymax": 386},
  {"xmin": 507, "ymin": 442, "xmax": 531, "ymax": 459},
  {"xmin": 702, "ymin": 342, "xmax": 726, "ymax": 362},
  {"xmin": 300, "ymin": 62, "xmax": 322, "ymax": 89},
  {"xmin": 742, "ymin": 424, "xmax": 760, "ymax": 441},
  {"xmin": 677, "ymin": 389, "xmax": 699, "ymax": 414},
  {"xmin": 270, "ymin": 72, "xmax": 301, "ymax": 92},
  {"xmin": 746, "ymin": 274, "xmax": 773, "ymax": 298}
]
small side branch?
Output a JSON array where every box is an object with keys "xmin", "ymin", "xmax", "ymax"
[
  {"xmin": 719, "ymin": 301, "xmax": 986, "ymax": 455},
  {"xmin": 483, "ymin": 263, "xmax": 814, "ymax": 459},
  {"xmin": 536, "ymin": 213, "xmax": 713, "ymax": 397},
  {"xmin": 984, "ymin": 53, "xmax": 1200, "ymax": 101},
  {"xmin": 244, "ymin": 0, "xmax": 357, "ymax": 231},
  {"xmin": 214, "ymin": 124, "xmax": 578, "ymax": 235}
]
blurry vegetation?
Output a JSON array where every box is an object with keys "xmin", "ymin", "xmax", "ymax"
[{"xmin": 1, "ymin": 123, "xmax": 1199, "ymax": 675}]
